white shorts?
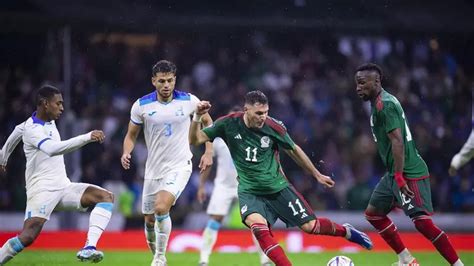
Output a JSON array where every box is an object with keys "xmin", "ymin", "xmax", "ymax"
[
  {"xmin": 142, "ymin": 168, "xmax": 192, "ymax": 214},
  {"xmin": 25, "ymin": 183, "xmax": 104, "ymax": 221},
  {"xmin": 206, "ymin": 184, "xmax": 238, "ymax": 216}
]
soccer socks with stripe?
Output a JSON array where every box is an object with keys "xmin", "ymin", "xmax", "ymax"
[
  {"xmin": 85, "ymin": 202, "xmax": 113, "ymax": 248},
  {"xmin": 251, "ymin": 223, "xmax": 292, "ymax": 266},
  {"xmin": 413, "ymin": 215, "xmax": 462, "ymax": 265},
  {"xmin": 0, "ymin": 236, "xmax": 24, "ymax": 264},
  {"xmin": 145, "ymin": 222, "xmax": 156, "ymax": 254},
  {"xmin": 365, "ymin": 212, "xmax": 412, "ymax": 262},
  {"xmin": 252, "ymin": 232, "xmax": 272, "ymax": 265},
  {"xmin": 155, "ymin": 213, "xmax": 172, "ymax": 256},
  {"xmin": 199, "ymin": 219, "xmax": 221, "ymax": 263},
  {"xmin": 310, "ymin": 218, "xmax": 346, "ymax": 237}
]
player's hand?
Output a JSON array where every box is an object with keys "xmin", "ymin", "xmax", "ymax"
[
  {"xmin": 448, "ymin": 166, "xmax": 457, "ymax": 177},
  {"xmin": 315, "ymin": 173, "xmax": 335, "ymax": 188},
  {"xmin": 90, "ymin": 130, "xmax": 106, "ymax": 143},
  {"xmin": 121, "ymin": 153, "xmax": 132, "ymax": 170},
  {"xmin": 199, "ymin": 152, "xmax": 213, "ymax": 173},
  {"xmin": 0, "ymin": 165, "xmax": 6, "ymax": 173},
  {"xmin": 400, "ymin": 184, "xmax": 415, "ymax": 198},
  {"xmin": 197, "ymin": 186, "xmax": 207, "ymax": 204},
  {"xmin": 196, "ymin": 101, "xmax": 212, "ymax": 115}
]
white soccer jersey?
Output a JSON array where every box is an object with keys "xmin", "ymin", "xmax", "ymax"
[
  {"xmin": 0, "ymin": 123, "xmax": 24, "ymax": 166},
  {"xmin": 22, "ymin": 113, "xmax": 92, "ymax": 196},
  {"xmin": 130, "ymin": 90, "xmax": 199, "ymax": 179},
  {"xmin": 213, "ymin": 137, "xmax": 238, "ymax": 188}
]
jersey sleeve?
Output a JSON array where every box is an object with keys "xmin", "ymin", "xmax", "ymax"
[
  {"xmin": 130, "ymin": 100, "xmax": 143, "ymax": 125},
  {"xmin": 383, "ymin": 102, "xmax": 403, "ymax": 133},
  {"xmin": 0, "ymin": 122, "xmax": 25, "ymax": 165},
  {"xmin": 267, "ymin": 118, "xmax": 296, "ymax": 150},
  {"xmin": 275, "ymin": 129, "xmax": 296, "ymax": 150},
  {"xmin": 202, "ymin": 117, "xmax": 226, "ymax": 141},
  {"xmin": 190, "ymin": 94, "xmax": 200, "ymax": 114}
]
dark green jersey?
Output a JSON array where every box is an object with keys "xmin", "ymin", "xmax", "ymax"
[
  {"xmin": 370, "ymin": 89, "xmax": 429, "ymax": 178},
  {"xmin": 202, "ymin": 112, "xmax": 296, "ymax": 195}
]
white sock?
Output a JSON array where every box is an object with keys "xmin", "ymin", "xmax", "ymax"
[
  {"xmin": 398, "ymin": 248, "xmax": 415, "ymax": 264},
  {"xmin": 199, "ymin": 219, "xmax": 221, "ymax": 263},
  {"xmin": 155, "ymin": 213, "xmax": 172, "ymax": 256},
  {"xmin": 0, "ymin": 237, "xmax": 24, "ymax": 264},
  {"xmin": 453, "ymin": 259, "xmax": 464, "ymax": 266},
  {"xmin": 85, "ymin": 202, "xmax": 113, "ymax": 248},
  {"xmin": 252, "ymin": 233, "xmax": 271, "ymax": 265},
  {"xmin": 145, "ymin": 222, "xmax": 156, "ymax": 255}
]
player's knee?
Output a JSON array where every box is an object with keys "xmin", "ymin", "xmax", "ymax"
[
  {"xmin": 144, "ymin": 214, "xmax": 155, "ymax": 225},
  {"xmin": 99, "ymin": 190, "xmax": 114, "ymax": 203},
  {"xmin": 154, "ymin": 201, "xmax": 171, "ymax": 215},
  {"xmin": 244, "ymin": 213, "xmax": 266, "ymax": 227},
  {"xmin": 300, "ymin": 220, "xmax": 315, "ymax": 233}
]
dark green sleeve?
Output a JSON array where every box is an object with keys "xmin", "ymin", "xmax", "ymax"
[
  {"xmin": 278, "ymin": 131, "xmax": 296, "ymax": 150},
  {"xmin": 383, "ymin": 102, "xmax": 403, "ymax": 133},
  {"xmin": 202, "ymin": 118, "xmax": 226, "ymax": 141}
]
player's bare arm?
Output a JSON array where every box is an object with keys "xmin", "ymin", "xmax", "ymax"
[
  {"xmin": 197, "ymin": 166, "xmax": 212, "ymax": 204},
  {"xmin": 121, "ymin": 122, "xmax": 142, "ymax": 170},
  {"xmin": 199, "ymin": 113, "xmax": 214, "ymax": 172},
  {"xmin": 284, "ymin": 144, "xmax": 335, "ymax": 188},
  {"xmin": 387, "ymin": 128, "xmax": 415, "ymax": 198},
  {"xmin": 189, "ymin": 101, "xmax": 212, "ymax": 146}
]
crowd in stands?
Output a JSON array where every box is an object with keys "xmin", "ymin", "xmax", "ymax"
[{"xmin": 0, "ymin": 31, "xmax": 472, "ymax": 227}]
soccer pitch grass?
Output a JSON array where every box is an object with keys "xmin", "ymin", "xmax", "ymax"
[{"xmin": 9, "ymin": 251, "xmax": 474, "ymax": 265}]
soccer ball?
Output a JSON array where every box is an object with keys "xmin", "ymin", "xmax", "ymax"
[{"xmin": 327, "ymin": 255, "xmax": 354, "ymax": 266}]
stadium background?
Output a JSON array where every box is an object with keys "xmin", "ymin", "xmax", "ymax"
[{"xmin": 0, "ymin": 0, "xmax": 473, "ymax": 265}]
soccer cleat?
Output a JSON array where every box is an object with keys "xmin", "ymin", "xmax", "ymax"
[
  {"xmin": 262, "ymin": 263, "xmax": 273, "ymax": 266},
  {"xmin": 76, "ymin": 246, "xmax": 104, "ymax": 263},
  {"xmin": 343, "ymin": 223, "xmax": 373, "ymax": 250},
  {"xmin": 391, "ymin": 258, "xmax": 419, "ymax": 266},
  {"xmin": 151, "ymin": 254, "xmax": 167, "ymax": 266},
  {"xmin": 198, "ymin": 262, "xmax": 208, "ymax": 266}
]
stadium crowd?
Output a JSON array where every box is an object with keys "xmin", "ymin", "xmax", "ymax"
[{"xmin": 0, "ymin": 32, "xmax": 472, "ymax": 226}]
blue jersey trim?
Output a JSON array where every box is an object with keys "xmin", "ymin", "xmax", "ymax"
[
  {"xmin": 96, "ymin": 202, "xmax": 114, "ymax": 212},
  {"xmin": 207, "ymin": 219, "xmax": 221, "ymax": 230},
  {"xmin": 139, "ymin": 91, "xmax": 158, "ymax": 106},
  {"xmin": 173, "ymin": 90, "xmax": 190, "ymax": 101},
  {"xmin": 9, "ymin": 237, "xmax": 24, "ymax": 252},
  {"xmin": 31, "ymin": 111, "xmax": 46, "ymax": 126},
  {"xmin": 155, "ymin": 213, "xmax": 170, "ymax": 222},
  {"xmin": 130, "ymin": 119, "xmax": 143, "ymax": 126},
  {"xmin": 37, "ymin": 138, "xmax": 51, "ymax": 149}
]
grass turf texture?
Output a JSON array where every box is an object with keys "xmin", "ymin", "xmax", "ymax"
[{"xmin": 8, "ymin": 251, "xmax": 474, "ymax": 265}]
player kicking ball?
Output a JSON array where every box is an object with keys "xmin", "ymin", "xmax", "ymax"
[
  {"xmin": 0, "ymin": 85, "xmax": 114, "ymax": 264},
  {"xmin": 190, "ymin": 90, "xmax": 372, "ymax": 266},
  {"xmin": 197, "ymin": 106, "xmax": 271, "ymax": 266}
]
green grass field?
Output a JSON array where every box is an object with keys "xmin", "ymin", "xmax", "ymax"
[{"xmin": 8, "ymin": 251, "xmax": 474, "ymax": 266}]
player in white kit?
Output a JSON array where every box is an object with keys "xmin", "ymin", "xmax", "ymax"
[
  {"xmin": 449, "ymin": 109, "xmax": 474, "ymax": 176},
  {"xmin": 197, "ymin": 129, "xmax": 271, "ymax": 266},
  {"xmin": 121, "ymin": 60, "xmax": 213, "ymax": 266},
  {"xmin": 0, "ymin": 85, "xmax": 114, "ymax": 264}
]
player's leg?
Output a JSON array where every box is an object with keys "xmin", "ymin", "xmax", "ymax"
[
  {"xmin": 142, "ymin": 179, "xmax": 159, "ymax": 255},
  {"xmin": 152, "ymin": 169, "xmax": 191, "ymax": 265},
  {"xmin": 367, "ymin": 174, "xmax": 416, "ymax": 265},
  {"xmin": 401, "ymin": 179, "xmax": 463, "ymax": 266},
  {"xmin": 199, "ymin": 214, "xmax": 225, "ymax": 266},
  {"xmin": 0, "ymin": 217, "xmax": 46, "ymax": 264},
  {"xmin": 144, "ymin": 214, "xmax": 156, "ymax": 254},
  {"xmin": 240, "ymin": 191, "xmax": 292, "ymax": 266},
  {"xmin": 71, "ymin": 184, "xmax": 113, "ymax": 262}
]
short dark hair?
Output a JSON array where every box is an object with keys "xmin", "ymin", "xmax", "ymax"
[
  {"xmin": 152, "ymin": 60, "xmax": 177, "ymax": 76},
  {"xmin": 356, "ymin": 63, "xmax": 383, "ymax": 80},
  {"xmin": 245, "ymin": 90, "xmax": 268, "ymax": 105},
  {"xmin": 36, "ymin": 85, "xmax": 61, "ymax": 106}
]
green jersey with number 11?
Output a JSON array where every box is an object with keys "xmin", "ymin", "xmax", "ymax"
[
  {"xmin": 370, "ymin": 89, "xmax": 429, "ymax": 178},
  {"xmin": 202, "ymin": 112, "xmax": 296, "ymax": 195}
]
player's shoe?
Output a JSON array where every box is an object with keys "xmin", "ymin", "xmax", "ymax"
[
  {"xmin": 151, "ymin": 254, "xmax": 167, "ymax": 266},
  {"xmin": 343, "ymin": 223, "xmax": 373, "ymax": 250},
  {"xmin": 391, "ymin": 258, "xmax": 419, "ymax": 266},
  {"xmin": 262, "ymin": 263, "xmax": 273, "ymax": 266},
  {"xmin": 198, "ymin": 262, "xmax": 208, "ymax": 266},
  {"xmin": 76, "ymin": 246, "xmax": 104, "ymax": 263}
]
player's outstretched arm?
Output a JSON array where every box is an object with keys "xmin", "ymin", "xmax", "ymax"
[
  {"xmin": 121, "ymin": 122, "xmax": 141, "ymax": 170},
  {"xmin": 449, "ymin": 130, "xmax": 474, "ymax": 176},
  {"xmin": 35, "ymin": 130, "xmax": 104, "ymax": 157},
  {"xmin": 189, "ymin": 101, "xmax": 212, "ymax": 146},
  {"xmin": 387, "ymin": 128, "xmax": 414, "ymax": 198},
  {"xmin": 284, "ymin": 144, "xmax": 335, "ymax": 188},
  {"xmin": 0, "ymin": 122, "xmax": 25, "ymax": 170},
  {"xmin": 199, "ymin": 113, "xmax": 214, "ymax": 172}
]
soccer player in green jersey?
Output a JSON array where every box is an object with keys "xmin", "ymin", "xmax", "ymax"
[
  {"xmin": 189, "ymin": 90, "xmax": 373, "ymax": 266},
  {"xmin": 355, "ymin": 63, "xmax": 464, "ymax": 266}
]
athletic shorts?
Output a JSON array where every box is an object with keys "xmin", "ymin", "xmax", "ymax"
[
  {"xmin": 206, "ymin": 184, "xmax": 238, "ymax": 216},
  {"xmin": 142, "ymin": 166, "xmax": 192, "ymax": 214},
  {"xmin": 25, "ymin": 183, "xmax": 105, "ymax": 220},
  {"xmin": 369, "ymin": 174, "xmax": 433, "ymax": 216},
  {"xmin": 238, "ymin": 186, "xmax": 315, "ymax": 228}
]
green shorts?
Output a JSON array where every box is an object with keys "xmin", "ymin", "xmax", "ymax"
[
  {"xmin": 238, "ymin": 186, "xmax": 316, "ymax": 228},
  {"xmin": 369, "ymin": 174, "xmax": 433, "ymax": 216}
]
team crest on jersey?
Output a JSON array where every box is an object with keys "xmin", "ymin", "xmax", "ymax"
[
  {"xmin": 260, "ymin": 136, "xmax": 270, "ymax": 148},
  {"xmin": 175, "ymin": 106, "xmax": 184, "ymax": 116}
]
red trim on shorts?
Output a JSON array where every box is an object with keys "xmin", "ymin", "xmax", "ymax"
[
  {"xmin": 404, "ymin": 175, "xmax": 429, "ymax": 181},
  {"xmin": 408, "ymin": 180, "xmax": 423, "ymax": 207},
  {"xmin": 288, "ymin": 185, "xmax": 315, "ymax": 216}
]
